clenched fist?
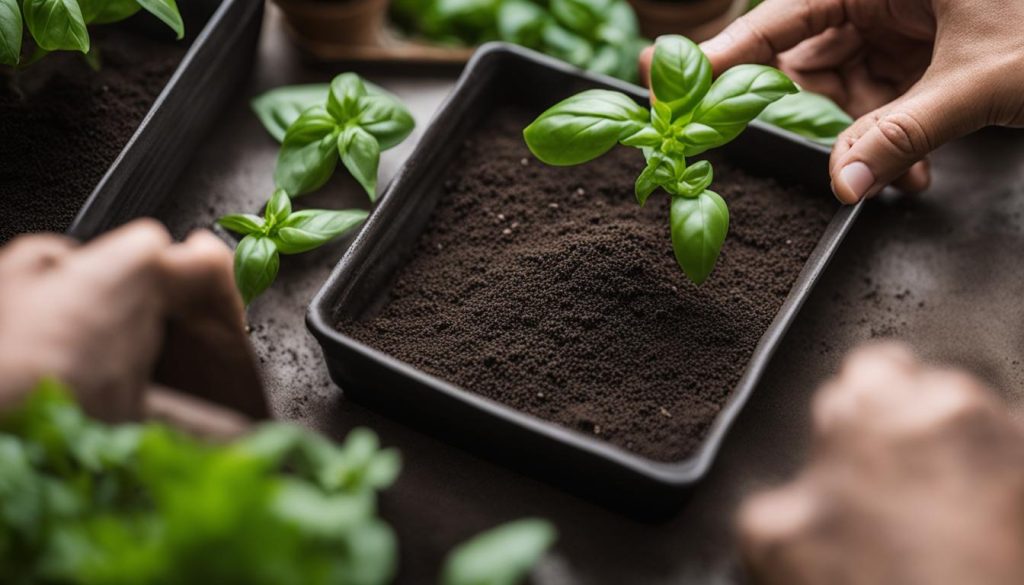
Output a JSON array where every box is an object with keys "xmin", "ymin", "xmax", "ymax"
[
  {"xmin": 0, "ymin": 220, "xmax": 266, "ymax": 436},
  {"xmin": 740, "ymin": 343, "xmax": 1024, "ymax": 585}
]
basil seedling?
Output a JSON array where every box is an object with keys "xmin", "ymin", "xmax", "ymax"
[
  {"xmin": 218, "ymin": 188, "xmax": 368, "ymax": 305},
  {"xmin": 524, "ymin": 34, "xmax": 797, "ymax": 284},
  {"xmin": 269, "ymin": 73, "xmax": 415, "ymax": 200},
  {"xmin": 0, "ymin": 0, "xmax": 183, "ymax": 66}
]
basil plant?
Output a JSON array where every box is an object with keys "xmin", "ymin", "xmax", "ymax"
[
  {"xmin": 0, "ymin": 0, "xmax": 183, "ymax": 67},
  {"xmin": 524, "ymin": 34, "xmax": 798, "ymax": 284},
  {"xmin": 219, "ymin": 188, "xmax": 368, "ymax": 305},
  {"xmin": 268, "ymin": 73, "xmax": 415, "ymax": 201}
]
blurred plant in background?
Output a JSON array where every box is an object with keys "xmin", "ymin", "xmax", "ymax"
[
  {"xmin": 0, "ymin": 381, "xmax": 555, "ymax": 584},
  {"xmin": 391, "ymin": 0, "xmax": 648, "ymax": 82}
]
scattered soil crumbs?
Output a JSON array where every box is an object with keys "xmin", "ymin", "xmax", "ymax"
[
  {"xmin": 342, "ymin": 106, "xmax": 835, "ymax": 462},
  {"xmin": 0, "ymin": 28, "xmax": 186, "ymax": 243}
]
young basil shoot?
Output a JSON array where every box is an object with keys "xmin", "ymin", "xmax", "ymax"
[
  {"xmin": 218, "ymin": 188, "xmax": 368, "ymax": 305},
  {"xmin": 523, "ymin": 34, "xmax": 798, "ymax": 284},
  {"xmin": 0, "ymin": 0, "xmax": 184, "ymax": 67},
  {"xmin": 270, "ymin": 73, "xmax": 415, "ymax": 201}
]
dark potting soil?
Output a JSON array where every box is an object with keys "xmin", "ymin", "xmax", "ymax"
[
  {"xmin": 343, "ymin": 106, "xmax": 835, "ymax": 462},
  {"xmin": 0, "ymin": 28, "xmax": 186, "ymax": 244}
]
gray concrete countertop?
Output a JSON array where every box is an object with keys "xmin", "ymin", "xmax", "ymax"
[{"xmin": 157, "ymin": 8, "xmax": 1024, "ymax": 584}]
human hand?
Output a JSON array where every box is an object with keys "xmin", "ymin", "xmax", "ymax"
[
  {"xmin": 739, "ymin": 343, "xmax": 1024, "ymax": 585},
  {"xmin": 0, "ymin": 220, "xmax": 266, "ymax": 434},
  {"xmin": 639, "ymin": 0, "xmax": 1024, "ymax": 203}
]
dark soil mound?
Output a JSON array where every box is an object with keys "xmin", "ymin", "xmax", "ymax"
[
  {"xmin": 0, "ymin": 28, "xmax": 185, "ymax": 243},
  {"xmin": 343, "ymin": 106, "xmax": 834, "ymax": 462}
]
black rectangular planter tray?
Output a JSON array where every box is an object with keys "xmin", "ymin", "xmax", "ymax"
[
  {"xmin": 307, "ymin": 43, "xmax": 862, "ymax": 517},
  {"xmin": 65, "ymin": 0, "xmax": 263, "ymax": 239}
]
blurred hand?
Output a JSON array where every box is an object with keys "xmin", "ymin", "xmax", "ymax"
[
  {"xmin": 640, "ymin": 0, "xmax": 1024, "ymax": 203},
  {"xmin": 0, "ymin": 220, "xmax": 265, "ymax": 436},
  {"xmin": 740, "ymin": 343, "xmax": 1024, "ymax": 585}
]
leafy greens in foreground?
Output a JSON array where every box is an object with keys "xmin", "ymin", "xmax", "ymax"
[
  {"xmin": 219, "ymin": 188, "xmax": 368, "ymax": 305},
  {"xmin": 264, "ymin": 73, "xmax": 416, "ymax": 200},
  {"xmin": 0, "ymin": 0, "xmax": 183, "ymax": 67},
  {"xmin": 523, "ymin": 34, "xmax": 798, "ymax": 284},
  {"xmin": 756, "ymin": 89, "xmax": 852, "ymax": 145},
  {"xmin": 1, "ymin": 382, "xmax": 557, "ymax": 584}
]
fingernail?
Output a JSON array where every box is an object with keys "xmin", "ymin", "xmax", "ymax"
[{"xmin": 836, "ymin": 162, "xmax": 875, "ymax": 203}]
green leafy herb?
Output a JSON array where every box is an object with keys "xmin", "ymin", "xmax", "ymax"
[
  {"xmin": 0, "ymin": 380, "xmax": 401, "ymax": 584},
  {"xmin": 391, "ymin": 0, "xmax": 647, "ymax": 82},
  {"xmin": 757, "ymin": 90, "xmax": 852, "ymax": 145},
  {"xmin": 218, "ymin": 188, "xmax": 369, "ymax": 305},
  {"xmin": 0, "ymin": 0, "xmax": 182, "ymax": 66},
  {"xmin": 441, "ymin": 518, "xmax": 557, "ymax": 585},
  {"xmin": 266, "ymin": 73, "xmax": 415, "ymax": 200},
  {"xmin": 2, "ymin": 382, "xmax": 556, "ymax": 584},
  {"xmin": 524, "ymin": 34, "xmax": 797, "ymax": 284}
]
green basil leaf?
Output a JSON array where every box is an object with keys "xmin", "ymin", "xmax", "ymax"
[
  {"xmin": 497, "ymin": 0, "xmax": 547, "ymax": 47},
  {"xmin": 635, "ymin": 151, "xmax": 675, "ymax": 205},
  {"xmin": 441, "ymin": 519, "xmax": 557, "ymax": 585},
  {"xmin": 252, "ymin": 84, "xmax": 332, "ymax": 142},
  {"xmin": 540, "ymin": 20, "xmax": 592, "ymax": 68},
  {"xmin": 234, "ymin": 235, "xmax": 280, "ymax": 305},
  {"xmin": 651, "ymin": 100, "xmax": 672, "ymax": 134},
  {"xmin": 23, "ymin": 0, "xmax": 89, "ymax": 53},
  {"xmin": 252, "ymin": 82, "xmax": 410, "ymax": 144},
  {"xmin": 682, "ymin": 64, "xmax": 797, "ymax": 155},
  {"xmin": 650, "ymin": 34, "xmax": 711, "ymax": 119},
  {"xmin": 136, "ymin": 0, "xmax": 183, "ymax": 38},
  {"xmin": 218, "ymin": 213, "xmax": 265, "ymax": 235},
  {"xmin": 426, "ymin": 0, "xmax": 498, "ymax": 42},
  {"xmin": 594, "ymin": 0, "xmax": 637, "ymax": 45},
  {"xmin": 0, "ymin": 0, "xmax": 22, "ymax": 66},
  {"xmin": 275, "ymin": 106, "xmax": 340, "ymax": 196},
  {"xmin": 670, "ymin": 190, "xmax": 729, "ymax": 284},
  {"xmin": 756, "ymin": 90, "xmax": 852, "ymax": 145},
  {"xmin": 271, "ymin": 209, "xmax": 369, "ymax": 254},
  {"xmin": 523, "ymin": 89, "xmax": 647, "ymax": 166},
  {"xmin": 327, "ymin": 72, "xmax": 367, "ymax": 122},
  {"xmin": 550, "ymin": 0, "xmax": 610, "ymax": 35},
  {"xmin": 621, "ymin": 125, "xmax": 661, "ymax": 148},
  {"xmin": 338, "ymin": 125, "xmax": 381, "ymax": 201},
  {"xmin": 356, "ymin": 93, "xmax": 415, "ymax": 150},
  {"xmin": 264, "ymin": 188, "xmax": 292, "ymax": 227},
  {"xmin": 587, "ymin": 43, "xmax": 622, "ymax": 78},
  {"xmin": 82, "ymin": 0, "xmax": 140, "ymax": 24},
  {"xmin": 674, "ymin": 159, "xmax": 713, "ymax": 197}
]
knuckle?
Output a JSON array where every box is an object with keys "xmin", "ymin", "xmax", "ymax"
[{"xmin": 877, "ymin": 111, "xmax": 932, "ymax": 158}]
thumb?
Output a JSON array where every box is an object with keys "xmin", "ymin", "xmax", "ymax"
[{"xmin": 829, "ymin": 88, "xmax": 977, "ymax": 204}]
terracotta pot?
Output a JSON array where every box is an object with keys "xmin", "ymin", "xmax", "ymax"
[
  {"xmin": 273, "ymin": 0, "xmax": 475, "ymax": 62},
  {"xmin": 628, "ymin": 0, "xmax": 747, "ymax": 42},
  {"xmin": 274, "ymin": 0, "xmax": 389, "ymax": 52}
]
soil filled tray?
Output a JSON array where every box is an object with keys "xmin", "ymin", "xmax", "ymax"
[
  {"xmin": 342, "ymin": 106, "xmax": 834, "ymax": 463},
  {"xmin": 0, "ymin": 0, "xmax": 262, "ymax": 243},
  {"xmin": 308, "ymin": 44, "xmax": 861, "ymax": 515}
]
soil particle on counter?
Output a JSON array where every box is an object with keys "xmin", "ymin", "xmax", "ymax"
[
  {"xmin": 342, "ymin": 106, "xmax": 835, "ymax": 462},
  {"xmin": 0, "ymin": 29, "xmax": 185, "ymax": 243}
]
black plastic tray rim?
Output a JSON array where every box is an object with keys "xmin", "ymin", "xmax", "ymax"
[
  {"xmin": 307, "ymin": 43, "xmax": 863, "ymax": 502},
  {"xmin": 66, "ymin": 0, "xmax": 263, "ymax": 239}
]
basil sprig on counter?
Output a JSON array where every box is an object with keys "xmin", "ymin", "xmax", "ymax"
[
  {"xmin": 524, "ymin": 34, "xmax": 798, "ymax": 284},
  {"xmin": 219, "ymin": 188, "xmax": 368, "ymax": 305},
  {"xmin": 267, "ymin": 73, "xmax": 415, "ymax": 200}
]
